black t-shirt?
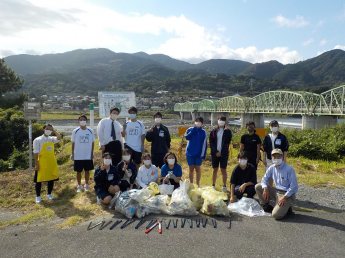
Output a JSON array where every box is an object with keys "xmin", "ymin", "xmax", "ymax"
[
  {"xmin": 230, "ymin": 164, "xmax": 257, "ymax": 186},
  {"xmin": 240, "ymin": 133, "xmax": 262, "ymax": 160}
]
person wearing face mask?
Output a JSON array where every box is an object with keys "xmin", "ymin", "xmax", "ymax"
[
  {"xmin": 33, "ymin": 124, "xmax": 61, "ymax": 203},
  {"xmin": 255, "ymin": 149, "xmax": 298, "ymax": 220},
  {"xmin": 122, "ymin": 106, "xmax": 146, "ymax": 169},
  {"xmin": 160, "ymin": 152, "xmax": 182, "ymax": 189},
  {"xmin": 240, "ymin": 121, "xmax": 262, "ymax": 171},
  {"xmin": 209, "ymin": 116, "xmax": 232, "ymax": 192},
  {"xmin": 263, "ymin": 120, "xmax": 289, "ymax": 169},
  {"xmin": 71, "ymin": 114, "xmax": 94, "ymax": 193},
  {"xmin": 185, "ymin": 117, "xmax": 207, "ymax": 187},
  {"xmin": 136, "ymin": 153, "xmax": 159, "ymax": 189},
  {"xmin": 94, "ymin": 153, "xmax": 121, "ymax": 205},
  {"xmin": 145, "ymin": 112, "xmax": 171, "ymax": 168},
  {"xmin": 97, "ymin": 107, "xmax": 123, "ymax": 166},
  {"xmin": 229, "ymin": 152, "xmax": 257, "ymax": 203},
  {"xmin": 116, "ymin": 149, "xmax": 138, "ymax": 191}
]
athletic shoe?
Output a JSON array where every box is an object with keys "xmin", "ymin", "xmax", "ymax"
[
  {"xmin": 262, "ymin": 203, "xmax": 274, "ymax": 213},
  {"xmin": 222, "ymin": 186, "xmax": 227, "ymax": 192},
  {"xmin": 47, "ymin": 194, "xmax": 54, "ymax": 200},
  {"xmin": 77, "ymin": 185, "xmax": 83, "ymax": 193},
  {"xmin": 287, "ymin": 207, "xmax": 294, "ymax": 216},
  {"xmin": 96, "ymin": 196, "xmax": 101, "ymax": 204},
  {"xmin": 35, "ymin": 196, "xmax": 42, "ymax": 204},
  {"xmin": 84, "ymin": 184, "xmax": 90, "ymax": 192},
  {"xmin": 212, "ymin": 185, "xmax": 216, "ymax": 190}
]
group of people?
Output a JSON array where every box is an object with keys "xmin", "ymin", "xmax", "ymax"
[{"xmin": 33, "ymin": 106, "xmax": 298, "ymax": 220}]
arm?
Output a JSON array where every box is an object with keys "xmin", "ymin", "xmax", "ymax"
[
  {"xmin": 91, "ymin": 142, "xmax": 94, "ymax": 160},
  {"xmin": 256, "ymin": 143, "xmax": 261, "ymax": 164},
  {"xmin": 239, "ymin": 135, "xmax": 245, "ymax": 152},
  {"xmin": 230, "ymin": 184, "xmax": 236, "ymax": 202},
  {"xmin": 209, "ymin": 131, "xmax": 216, "ymax": 155},
  {"xmin": 285, "ymin": 168, "xmax": 298, "ymax": 197},
  {"xmin": 145, "ymin": 128, "xmax": 154, "ymax": 142},
  {"xmin": 166, "ymin": 127, "xmax": 171, "ymax": 149},
  {"xmin": 121, "ymin": 122, "xmax": 127, "ymax": 137},
  {"xmin": 71, "ymin": 142, "xmax": 75, "ymax": 160},
  {"xmin": 184, "ymin": 127, "xmax": 195, "ymax": 140},
  {"xmin": 261, "ymin": 167, "xmax": 273, "ymax": 189},
  {"xmin": 141, "ymin": 134, "xmax": 145, "ymax": 152},
  {"xmin": 34, "ymin": 153, "xmax": 39, "ymax": 170},
  {"xmin": 136, "ymin": 167, "xmax": 147, "ymax": 188}
]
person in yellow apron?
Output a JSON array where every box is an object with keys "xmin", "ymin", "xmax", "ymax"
[{"xmin": 33, "ymin": 124, "xmax": 61, "ymax": 203}]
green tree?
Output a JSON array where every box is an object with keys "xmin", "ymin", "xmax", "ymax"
[{"xmin": 0, "ymin": 59, "xmax": 23, "ymax": 94}]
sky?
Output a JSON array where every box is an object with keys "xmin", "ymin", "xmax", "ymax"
[{"xmin": 0, "ymin": 0, "xmax": 345, "ymax": 64}]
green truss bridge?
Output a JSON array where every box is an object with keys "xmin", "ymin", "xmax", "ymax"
[{"xmin": 174, "ymin": 84, "xmax": 345, "ymax": 129}]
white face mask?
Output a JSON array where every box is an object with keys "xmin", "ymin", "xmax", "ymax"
[
  {"xmin": 272, "ymin": 158, "xmax": 283, "ymax": 166},
  {"xmin": 110, "ymin": 114, "xmax": 118, "ymax": 120},
  {"xmin": 44, "ymin": 130, "xmax": 52, "ymax": 136},
  {"xmin": 103, "ymin": 158, "xmax": 112, "ymax": 166},
  {"xmin": 167, "ymin": 158, "xmax": 175, "ymax": 165},
  {"xmin": 239, "ymin": 159, "xmax": 247, "ymax": 167},
  {"xmin": 194, "ymin": 122, "xmax": 202, "ymax": 128},
  {"xmin": 143, "ymin": 160, "xmax": 152, "ymax": 166},
  {"xmin": 154, "ymin": 118, "xmax": 162, "ymax": 124},
  {"xmin": 129, "ymin": 114, "xmax": 137, "ymax": 119},
  {"xmin": 218, "ymin": 120, "xmax": 226, "ymax": 127},
  {"xmin": 79, "ymin": 120, "xmax": 87, "ymax": 126},
  {"xmin": 123, "ymin": 155, "xmax": 131, "ymax": 162},
  {"xmin": 271, "ymin": 127, "xmax": 279, "ymax": 133}
]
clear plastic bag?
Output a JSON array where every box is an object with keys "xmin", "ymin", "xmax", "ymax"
[
  {"xmin": 136, "ymin": 195, "xmax": 171, "ymax": 218},
  {"xmin": 227, "ymin": 197, "xmax": 270, "ymax": 217},
  {"xmin": 188, "ymin": 187, "xmax": 204, "ymax": 210},
  {"xmin": 114, "ymin": 191, "xmax": 138, "ymax": 218},
  {"xmin": 128, "ymin": 188, "xmax": 152, "ymax": 203},
  {"xmin": 168, "ymin": 180, "xmax": 198, "ymax": 216},
  {"xmin": 158, "ymin": 184, "xmax": 175, "ymax": 195}
]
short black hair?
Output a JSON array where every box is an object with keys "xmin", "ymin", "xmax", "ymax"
[
  {"xmin": 269, "ymin": 120, "xmax": 279, "ymax": 127},
  {"xmin": 123, "ymin": 148, "xmax": 132, "ymax": 155},
  {"xmin": 195, "ymin": 117, "xmax": 204, "ymax": 123},
  {"xmin": 102, "ymin": 152, "xmax": 111, "ymax": 158},
  {"xmin": 78, "ymin": 114, "xmax": 87, "ymax": 120},
  {"xmin": 110, "ymin": 107, "xmax": 120, "ymax": 114},
  {"xmin": 237, "ymin": 152, "xmax": 248, "ymax": 159},
  {"xmin": 128, "ymin": 106, "xmax": 138, "ymax": 113},
  {"xmin": 246, "ymin": 121, "xmax": 255, "ymax": 127},
  {"xmin": 43, "ymin": 123, "xmax": 53, "ymax": 129},
  {"xmin": 154, "ymin": 112, "xmax": 162, "ymax": 118},
  {"xmin": 218, "ymin": 116, "xmax": 226, "ymax": 121}
]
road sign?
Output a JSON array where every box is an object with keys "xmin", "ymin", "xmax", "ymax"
[
  {"xmin": 98, "ymin": 92, "xmax": 136, "ymax": 118},
  {"xmin": 24, "ymin": 102, "xmax": 41, "ymax": 120}
]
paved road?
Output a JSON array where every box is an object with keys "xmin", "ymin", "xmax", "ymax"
[{"xmin": 1, "ymin": 208, "xmax": 344, "ymax": 258}]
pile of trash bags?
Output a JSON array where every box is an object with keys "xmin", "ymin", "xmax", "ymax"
[{"xmin": 112, "ymin": 180, "xmax": 268, "ymax": 218}]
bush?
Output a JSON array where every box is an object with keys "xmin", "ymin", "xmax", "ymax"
[
  {"xmin": 0, "ymin": 159, "xmax": 11, "ymax": 172},
  {"xmin": 9, "ymin": 149, "xmax": 29, "ymax": 170}
]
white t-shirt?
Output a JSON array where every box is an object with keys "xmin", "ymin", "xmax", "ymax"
[
  {"xmin": 217, "ymin": 128, "xmax": 224, "ymax": 152},
  {"xmin": 125, "ymin": 120, "xmax": 146, "ymax": 152},
  {"xmin": 136, "ymin": 164, "xmax": 159, "ymax": 188},
  {"xmin": 33, "ymin": 135, "xmax": 59, "ymax": 154},
  {"xmin": 71, "ymin": 127, "xmax": 95, "ymax": 160}
]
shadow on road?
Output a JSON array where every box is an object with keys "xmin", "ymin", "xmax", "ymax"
[{"xmin": 294, "ymin": 199, "xmax": 344, "ymax": 213}]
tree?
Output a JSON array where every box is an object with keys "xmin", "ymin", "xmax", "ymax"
[{"xmin": 0, "ymin": 59, "xmax": 23, "ymax": 95}]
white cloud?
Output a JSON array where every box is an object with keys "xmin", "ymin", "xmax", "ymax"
[
  {"xmin": 272, "ymin": 15, "xmax": 309, "ymax": 28},
  {"xmin": 334, "ymin": 45, "xmax": 345, "ymax": 50},
  {"xmin": 302, "ymin": 38, "xmax": 314, "ymax": 46},
  {"xmin": 0, "ymin": 0, "xmax": 301, "ymax": 64},
  {"xmin": 319, "ymin": 39, "xmax": 328, "ymax": 46}
]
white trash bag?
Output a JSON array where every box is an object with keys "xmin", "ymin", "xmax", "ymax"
[
  {"xmin": 158, "ymin": 184, "xmax": 175, "ymax": 195},
  {"xmin": 228, "ymin": 197, "xmax": 270, "ymax": 217},
  {"xmin": 168, "ymin": 180, "xmax": 198, "ymax": 216}
]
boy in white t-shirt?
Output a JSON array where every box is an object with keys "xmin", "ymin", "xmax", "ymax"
[
  {"xmin": 122, "ymin": 106, "xmax": 146, "ymax": 168},
  {"xmin": 136, "ymin": 153, "xmax": 159, "ymax": 188},
  {"xmin": 71, "ymin": 114, "xmax": 95, "ymax": 192}
]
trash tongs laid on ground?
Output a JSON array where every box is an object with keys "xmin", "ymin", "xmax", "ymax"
[{"xmin": 144, "ymin": 220, "xmax": 162, "ymax": 235}]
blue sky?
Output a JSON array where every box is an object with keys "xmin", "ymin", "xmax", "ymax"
[{"xmin": 0, "ymin": 0, "xmax": 344, "ymax": 64}]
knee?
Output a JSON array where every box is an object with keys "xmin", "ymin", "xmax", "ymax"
[
  {"xmin": 272, "ymin": 210, "xmax": 285, "ymax": 220},
  {"xmin": 102, "ymin": 196, "xmax": 112, "ymax": 205},
  {"xmin": 255, "ymin": 183, "xmax": 262, "ymax": 192}
]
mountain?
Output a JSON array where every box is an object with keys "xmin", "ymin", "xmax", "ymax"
[{"xmin": 3, "ymin": 48, "xmax": 345, "ymax": 97}]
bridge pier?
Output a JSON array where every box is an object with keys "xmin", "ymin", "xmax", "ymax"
[
  {"xmin": 241, "ymin": 113, "xmax": 264, "ymax": 128},
  {"xmin": 302, "ymin": 115, "xmax": 337, "ymax": 129}
]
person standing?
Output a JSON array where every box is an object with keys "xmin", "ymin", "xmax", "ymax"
[
  {"xmin": 209, "ymin": 116, "xmax": 232, "ymax": 192},
  {"xmin": 263, "ymin": 120, "xmax": 289, "ymax": 169},
  {"xmin": 145, "ymin": 112, "xmax": 171, "ymax": 168},
  {"xmin": 255, "ymin": 149, "xmax": 298, "ymax": 220},
  {"xmin": 240, "ymin": 121, "xmax": 261, "ymax": 170},
  {"xmin": 229, "ymin": 152, "xmax": 257, "ymax": 203},
  {"xmin": 33, "ymin": 124, "xmax": 61, "ymax": 203},
  {"xmin": 71, "ymin": 114, "xmax": 94, "ymax": 192},
  {"xmin": 97, "ymin": 107, "xmax": 123, "ymax": 166},
  {"xmin": 185, "ymin": 117, "xmax": 207, "ymax": 187},
  {"xmin": 122, "ymin": 106, "xmax": 146, "ymax": 169}
]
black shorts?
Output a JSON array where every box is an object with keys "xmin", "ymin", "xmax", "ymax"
[
  {"xmin": 211, "ymin": 155, "xmax": 229, "ymax": 169},
  {"xmin": 74, "ymin": 160, "xmax": 94, "ymax": 172},
  {"xmin": 97, "ymin": 190, "xmax": 113, "ymax": 200},
  {"xmin": 124, "ymin": 144, "xmax": 142, "ymax": 165}
]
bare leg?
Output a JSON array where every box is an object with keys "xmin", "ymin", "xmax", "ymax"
[
  {"xmin": 77, "ymin": 172, "xmax": 82, "ymax": 185},
  {"xmin": 212, "ymin": 168, "xmax": 218, "ymax": 186},
  {"xmin": 85, "ymin": 171, "xmax": 90, "ymax": 185},
  {"xmin": 221, "ymin": 168, "xmax": 227, "ymax": 187},
  {"xmin": 195, "ymin": 166, "xmax": 201, "ymax": 187},
  {"xmin": 189, "ymin": 165, "xmax": 195, "ymax": 184}
]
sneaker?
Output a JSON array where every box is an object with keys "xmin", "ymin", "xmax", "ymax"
[
  {"xmin": 212, "ymin": 185, "xmax": 216, "ymax": 190},
  {"xmin": 222, "ymin": 186, "xmax": 227, "ymax": 192},
  {"xmin": 35, "ymin": 196, "xmax": 42, "ymax": 204},
  {"xmin": 47, "ymin": 194, "xmax": 54, "ymax": 200},
  {"xmin": 77, "ymin": 185, "xmax": 83, "ymax": 193},
  {"xmin": 84, "ymin": 184, "xmax": 90, "ymax": 192},
  {"xmin": 287, "ymin": 207, "xmax": 294, "ymax": 216},
  {"xmin": 262, "ymin": 203, "xmax": 274, "ymax": 213},
  {"xmin": 96, "ymin": 196, "xmax": 101, "ymax": 204}
]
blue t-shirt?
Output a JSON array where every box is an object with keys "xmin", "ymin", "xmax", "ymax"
[{"xmin": 160, "ymin": 163, "xmax": 183, "ymax": 177}]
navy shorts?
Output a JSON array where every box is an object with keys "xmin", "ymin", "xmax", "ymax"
[
  {"xmin": 74, "ymin": 160, "xmax": 94, "ymax": 172},
  {"xmin": 97, "ymin": 190, "xmax": 113, "ymax": 200},
  {"xmin": 211, "ymin": 155, "xmax": 229, "ymax": 169},
  {"xmin": 186, "ymin": 156, "xmax": 202, "ymax": 166}
]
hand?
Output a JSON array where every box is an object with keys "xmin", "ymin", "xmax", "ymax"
[
  {"xmin": 216, "ymin": 152, "xmax": 221, "ymax": 157},
  {"xmin": 278, "ymin": 196, "xmax": 287, "ymax": 207},
  {"xmin": 263, "ymin": 188, "xmax": 270, "ymax": 202},
  {"xmin": 100, "ymin": 145, "xmax": 105, "ymax": 152},
  {"xmin": 35, "ymin": 163, "xmax": 39, "ymax": 171},
  {"xmin": 230, "ymin": 196, "xmax": 236, "ymax": 203},
  {"xmin": 163, "ymin": 177, "xmax": 170, "ymax": 184},
  {"xmin": 91, "ymin": 154, "xmax": 94, "ymax": 160},
  {"xmin": 123, "ymin": 163, "xmax": 128, "ymax": 171},
  {"xmin": 141, "ymin": 145, "xmax": 145, "ymax": 153},
  {"xmin": 70, "ymin": 155, "xmax": 74, "ymax": 161},
  {"xmin": 239, "ymin": 183, "xmax": 247, "ymax": 193},
  {"xmin": 126, "ymin": 170, "xmax": 132, "ymax": 177},
  {"xmin": 100, "ymin": 164, "xmax": 106, "ymax": 170},
  {"xmin": 170, "ymin": 174, "xmax": 177, "ymax": 181}
]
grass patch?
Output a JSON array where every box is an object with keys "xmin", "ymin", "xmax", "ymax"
[{"xmin": 0, "ymin": 208, "xmax": 54, "ymax": 228}]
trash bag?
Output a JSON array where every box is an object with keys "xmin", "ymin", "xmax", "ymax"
[
  {"xmin": 227, "ymin": 197, "xmax": 270, "ymax": 217},
  {"xmin": 148, "ymin": 182, "xmax": 160, "ymax": 195},
  {"xmin": 188, "ymin": 187, "xmax": 204, "ymax": 210},
  {"xmin": 136, "ymin": 195, "xmax": 171, "ymax": 218},
  {"xmin": 114, "ymin": 191, "xmax": 138, "ymax": 218},
  {"xmin": 128, "ymin": 188, "xmax": 152, "ymax": 203},
  {"xmin": 168, "ymin": 180, "xmax": 198, "ymax": 216},
  {"xmin": 198, "ymin": 187, "xmax": 228, "ymax": 216},
  {"xmin": 158, "ymin": 184, "xmax": 175, "ymax": 195},
  {"xmin": 200, "ymin": 187, "xmax": 228, "ymax": 202}
]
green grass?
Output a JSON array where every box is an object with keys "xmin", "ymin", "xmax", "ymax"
[{"xmin": 0, "ymin": 135, "xmax": 344, "ymax": 229}]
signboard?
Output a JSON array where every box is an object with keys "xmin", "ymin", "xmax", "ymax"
[
  {"xmin": 24, "ymin": 102, "xmax": 41, "ymax": 120},
  {"xmin": 98, "ymin": 92, "xmax": 136, "ymax": 118}
]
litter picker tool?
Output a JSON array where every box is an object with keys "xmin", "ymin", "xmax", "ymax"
[
  {"xmin": 202, "ymin": 218, "xmax": 208, "ymax": 228},
  {"xmin": 211, "ymin": 219, "xmax": 217, "ymax": 229},
  {"xmin": 165, "ymin": 219, "xmax": 172, "ymax": 230},
  {"xmin": 135, "ymin": 218, "xmax": 146, "ymax": 229},
  {"xmin": 196, "ymin": 218, "xmax": 201, "ymax": 228},
  {"xmin": 145, "ymin": 220, "xmax": 159, "ymax": 234},
  {"xmin": 87, "ymin": 220, "xmax": 104, "ymax": 231},
  {"xmin": 121, "ymin": 218, "xmax": 135, "ymax": 229},
  {"xmin": 99, "ymin": 220, "xmax": 112, "ymax": 230},
  {"xmin": 110, "ymin": 220, "xmax": 122, "ymax": 230},
  {"xmin": 158, "ymin": 221, "xmax": 162, "ymax": 234},
  {"xmin": 146, "ymin": 219, "xmax": 156, "ymax": 229},
  {"xmin": 181, "ymin": 218, "xmax": 187, "ymax": 228},
  {"xmin": 173, "ymin": 219, "xmax": 178, "ymax": 228}
]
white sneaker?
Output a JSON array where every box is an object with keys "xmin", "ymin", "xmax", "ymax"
[
  {"xmin": 35, "ymin": 196, "xmax": 42, "ymax": 203},
  {"xmin": 84, "ymin": 184, "xmax": 90, "ymax": 192},
  {"xmin": 212, "ymin": 185, "xmax": 216, "ymax": 190},
  {"xmin": 47, "ymin": 194, "xmax": 54, "ymax": 200},
  {"xmin": 77, "ymin": 185, "xmax": 83, "ymax": 193},
  {"xmin": 222, "ymin": 186, "xmax": 227, "ymax": 192},
  {"xmin": 96, "ymin": 196, "xmax": 101, "ymax": 204}
]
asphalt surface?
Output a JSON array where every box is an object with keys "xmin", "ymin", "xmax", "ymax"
[{"xmin": 1, "ymin": 208, "xmax": 344, "ymax": 258}]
